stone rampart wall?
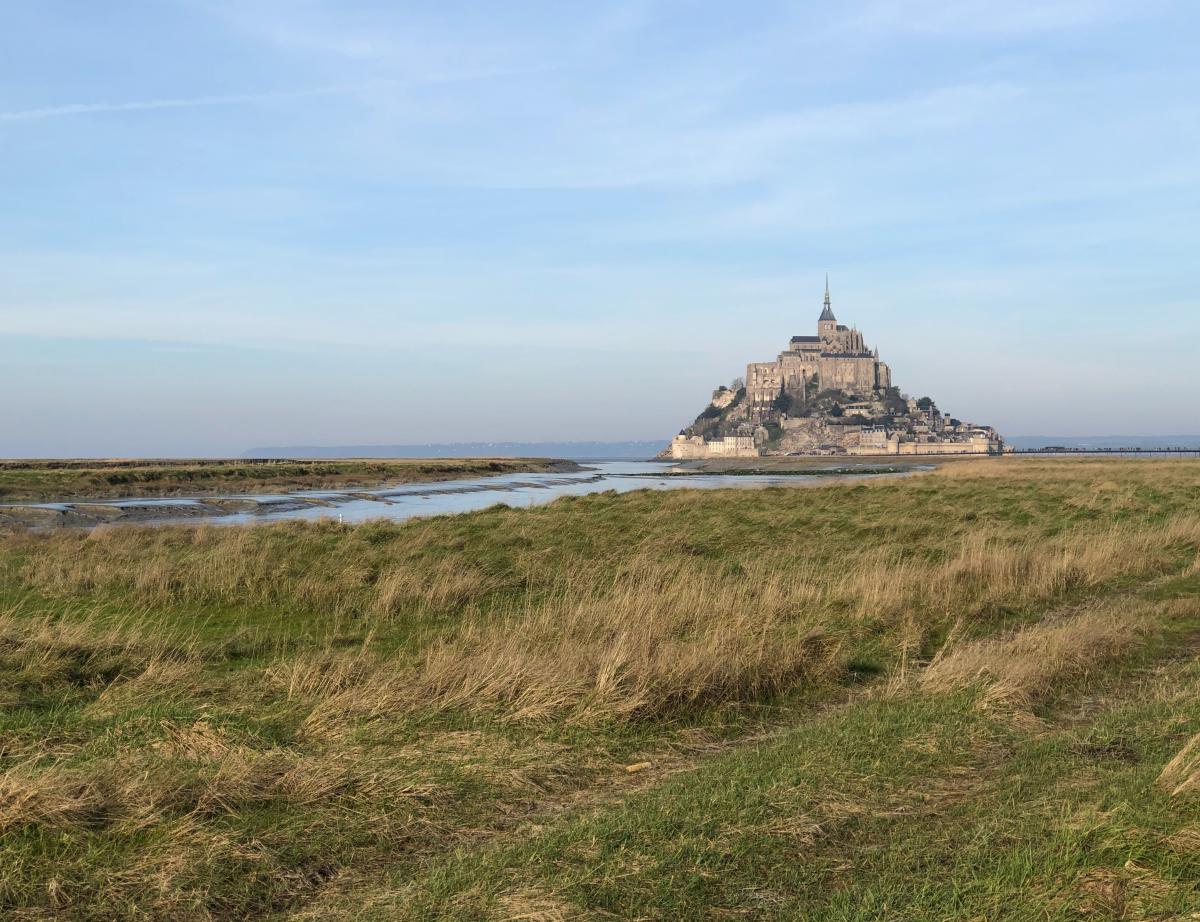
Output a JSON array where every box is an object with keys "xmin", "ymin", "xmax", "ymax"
[{"xmin": 669, "ymin": 435, "xmax": 760, "ymax": 459}]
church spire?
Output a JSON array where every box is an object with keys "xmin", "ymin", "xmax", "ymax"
[{"xmin": 819, "ymin": 274, "xmax": 836, "ymax": 322}]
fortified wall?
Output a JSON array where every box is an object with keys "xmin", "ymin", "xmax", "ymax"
[{"xmin": 668, "ymin": 435, "xmax": 759, "ymax": 459}]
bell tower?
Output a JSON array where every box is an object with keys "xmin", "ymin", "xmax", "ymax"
[{"xmin": 817, "ymin": 275, "xmax": 837, "ymax": 340}]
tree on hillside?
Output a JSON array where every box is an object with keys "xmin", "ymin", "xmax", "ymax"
[{"xmin": 881, "ymin": 386, "xmax": 908, "ymax": 415}]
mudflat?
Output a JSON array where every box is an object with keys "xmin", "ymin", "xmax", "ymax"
[{"xmin": 0, "ymin": 457, "xmax": 580, "ymax": 504}]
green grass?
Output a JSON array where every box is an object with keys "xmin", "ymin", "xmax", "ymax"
[
  {"xmin": 0, "ymin": 457, "xmax": 1198, "ymax": 919},
  {"xmin": 383, "ymin": 574, "xmax": 1200, "ymax": 920}
]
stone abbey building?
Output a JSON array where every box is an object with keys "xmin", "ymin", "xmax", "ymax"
[
  {"xmin": 666, "ymin": 279, "xmax": 1005, "ymax": 459},
  {"xmin": 746, "ymin": 278, "xmax": 891, "ymax": 419}
]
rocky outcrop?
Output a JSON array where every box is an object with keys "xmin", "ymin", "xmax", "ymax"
[{"xmin": 778, "ymin": 418, "xmax": 862, "ymax": 454}]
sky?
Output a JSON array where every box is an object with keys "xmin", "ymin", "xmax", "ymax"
[{"xmin": 2, "ymin": 0, "xmax": 1198, "ymax": 456}]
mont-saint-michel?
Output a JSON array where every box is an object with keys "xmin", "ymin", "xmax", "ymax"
[{"xmin": 667, "ymin": 280, "xmax": 1004, "ymax": 459}]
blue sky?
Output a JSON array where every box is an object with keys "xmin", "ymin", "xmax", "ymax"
[{"xmin": 2, "ymin": 1, "xmax": 1198, "ymax": 456}]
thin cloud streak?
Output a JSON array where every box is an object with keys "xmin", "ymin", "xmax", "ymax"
[
  {"xmin": 0, "ymin": 85, "xmax": 361, "ymax": 123},
  {"xmin": 0, "ymin": 307, "xmax": 699, "ymax": 354},
  {"xmin": 0, "ymin": 65, "xmax": 549, "ymax": 123}
]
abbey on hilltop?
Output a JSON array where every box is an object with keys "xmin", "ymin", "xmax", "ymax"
[
  {"xmin": 667, "ymin": 280, "xmax": 1005, "ymax": 459},
  {"xmin": 745, "ymin": 278, "xmax": 891, "ymax": 419}
]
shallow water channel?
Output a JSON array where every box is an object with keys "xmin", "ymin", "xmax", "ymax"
[{"xmin": 1, "ymin": 461, "xmax": 914, "ymax": 529}]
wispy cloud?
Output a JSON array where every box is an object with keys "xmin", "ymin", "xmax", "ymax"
[
  {"xmin": 839, "ymin": 0, "xmax": 1147, "ymax": 37},
  {"xmin": 0, "ymin": 84, "xmax": 368, "ymax": 123},
  {"xmin": 0, "ymin": 304, "xmax": 695, "ymax": 354},
  {"xmin": 0, "ymin": 64, "xmax": 543, "ymax": 124},
  {"xmin": 462, "ymin": 80, "xmax": 1025, "ymax": 190}
]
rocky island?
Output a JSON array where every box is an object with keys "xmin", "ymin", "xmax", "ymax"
[{"xmin": 666, "ymin": 280, "xmax": 1005, "ymax": 458}]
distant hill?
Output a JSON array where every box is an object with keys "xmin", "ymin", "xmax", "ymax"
[
  {"xmin": 243, "ymin": 435, "xmax": 1200, "ymax": 461},
  {"xmin": 242, "ymin": 441, "xmax": 665, "ymax": 461},
  {"xmin": 1007, "ymin": 435, "xmax": 1200, "ymax": 450}
]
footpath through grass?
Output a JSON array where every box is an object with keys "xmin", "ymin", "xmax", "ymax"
[{"xmin": 0, "ymin": 457, "xmax": 1198, "ymax": 919}]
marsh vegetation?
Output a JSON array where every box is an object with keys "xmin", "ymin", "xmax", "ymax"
[
  {"xmin": 0, "ymin": 457, "xmax": 576, "ymax": 503},
  {"xmin": 1, "ymin": 458, "xmax": 1199, "ymax": 918}
]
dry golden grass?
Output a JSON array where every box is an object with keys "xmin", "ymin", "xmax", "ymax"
[
  {"xmin": 0, "ymin": 722, "xmax": 433, "ymax": 837},
  {"xmin": 0, "ymin": 762, "xmax": 112, "ymax": 835},
  {"xmin": 370, "ymin": 556, "xmax": 505, "ymax": 615},
  {"xmin": 7, "ymin": 522, "xmax": 507, "ymax": 619},
  {"xmin": 917, "ymin": 599, "xmax": 1194, "ymax": 707},
  {"xmin": 494, "ymin": 887, "xmax": 580, "ymax": 921},
  {"xmin": 0, "ymin": 605, "xmax": 201, "ymax": 703},
  {"xmin": 3, "ymin": 467, "xmax": 1198, "ymax": 739},
  {"xmin": 9, "ymin": 504, "xmax": 1186, "ymax": 732},
  {"xmin": 279, "ymin": 519, "xmax": 1200, "ymax": 729},
  {"xmin": 267, "ymin": 647, "xmax": 378, "ymax": 702},
  {"xmin": 301, "ymin": 567, "xmax": 840, "ymax": 729},
  {"xmin": 2, "ymin": 458, "xmax": 1199, "ymax": 919},
  {"xmin": 1159, "ymin": 732, "xmax": 1200, "ymax": 798},
  {"xmin": 88, "ymin": 656, "xmax": 211, "ymax": 717},
  {"xmin": 850, "ymin": 517, "xmax": 1199, "ymax": 639},
  {"xmin": 8, "ymin": 458, "xmax": 1199, "ymax": 644},
  {"xmin": 933, "ymin": 456, "xmax": 1198, "ymax": 482}
]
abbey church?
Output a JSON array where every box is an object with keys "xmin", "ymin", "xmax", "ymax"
[{"xmin": 745, "ymin": 279, "xmax": 891, "ymax": 419}]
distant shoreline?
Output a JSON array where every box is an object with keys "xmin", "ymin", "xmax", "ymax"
[{"xmin": 243, "ymin": 441, "xmax": 667, "ymax": 461}]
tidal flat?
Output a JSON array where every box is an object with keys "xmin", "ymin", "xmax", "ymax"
[
  {"xmin": 1, "ymin": 457, "xmax": 1200, "ymax": 919},
  {"xmin": 0, "ymin": 461, "xmax": 911, "ymax": 528},
  {"xmin": 0, "ymin": 457, "xmax": 579, "ymax": 504}
]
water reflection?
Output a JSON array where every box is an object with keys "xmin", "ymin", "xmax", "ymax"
[{"xmin": 2, "ymin": 461, "xmax": 909, "ymax": 529}]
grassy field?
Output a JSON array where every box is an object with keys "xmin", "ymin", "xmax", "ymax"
[
  {"xmin": 1, "ymin": 457, "xmax": 1199, "ymax": 919},
  {"xmin": 0, "ymin": 458, "xmax": 576, "ymax": 503}
]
